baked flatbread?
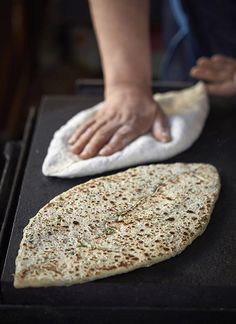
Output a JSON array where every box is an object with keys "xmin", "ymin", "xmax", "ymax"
[{"xmin": 14, "ymin": 163, "xmax": 220, "ymax": 288}]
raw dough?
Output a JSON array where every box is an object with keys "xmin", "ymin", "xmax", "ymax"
[{"xmin": 42, "ymin": 82, "xmax": 209, "ymax": 178}]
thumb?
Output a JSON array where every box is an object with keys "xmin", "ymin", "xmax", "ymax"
[{"xmin": 152, "ymin": 108, "xmax": 171, "ymax": 143}]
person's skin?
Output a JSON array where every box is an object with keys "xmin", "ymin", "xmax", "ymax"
[
  {"xmin": 68, "ymin": 0, "xmax": 171, "ymax": 159},
  {"xmin": 190, "ymin": 55, "xmax": 236, "ymax": 96}
]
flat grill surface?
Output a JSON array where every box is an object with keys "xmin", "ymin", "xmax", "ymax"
[{"xmin": 1, "ymin": 89, "xmax": 236, "ymax": 307}]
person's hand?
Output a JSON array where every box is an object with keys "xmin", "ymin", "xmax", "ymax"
[
  {"xmin": 190, "ymin": 55, "xmax": 236, "ymax": 96},
  {"xmin": 68, "ymin": 85, "xmax": 171, "ymax": 159}
]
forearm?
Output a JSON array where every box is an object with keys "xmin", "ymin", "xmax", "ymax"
[
  {"xmin": 88, "ymin": 0, "xmax": 151, "ymax": 96},
  {"xmin": 69, "ymin": 0, "xmax": 170, "ymax": 159}
]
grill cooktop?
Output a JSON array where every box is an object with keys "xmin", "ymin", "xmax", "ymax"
[{"xmin": 0, "ymin": 82, "xmax": 236, "ymax": 322}]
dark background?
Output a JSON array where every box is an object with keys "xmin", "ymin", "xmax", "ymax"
[
  {"xmin": 0, "ymin": 0, "xmax": 163, "ymax": 140},
  {"xmin": 0, "ymin": 1, "xmax": 236, "ymax": 322}
]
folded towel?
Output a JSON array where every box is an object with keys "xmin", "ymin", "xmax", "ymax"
[{"xmin": 42, "ymin": 82, "xmax": 209, "ymax": 178}]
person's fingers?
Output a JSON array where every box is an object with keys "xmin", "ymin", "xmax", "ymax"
[
  {"xmin": 197, "ymin": 55, "xmax": 236, "ymax": 76},
  {"xmin": 68, "ymin": 118, "xmax": 96, "ymax": 145},
  {"xmin": 192, "ymin": 55, "xmax": 236, "ymax": 96},
  {"xmin": 190, "ymin": 66, "xmax": 229, "ymax": 83},
  {"xmin": 196, "ymin": 56, "xmax": 210, "ymax": 66},
  {"xmin": 152, "ymin": 108, "xmax": 171, "ymax": 142},
  {"xmin": 211, "ymin": 54, "xmax": 236, "ymax": 65},
  {"xmin": 79, "ymin": 123, "xmax": 121, "ymax": 159},
  {"xmin": 194, "ymin": 56, "xmax": 234, "ymax": 75},
  {"xmin": 70, "ymin": 119, "xmax": 109, "ymax": 155},
  {"xmin": 190, "ymin": 66, "xmax": 213, "ymax": 80},
  {"xmin": 211, "ymin": 54, "xmax": 225, "ymax": 60},
  {"xmin": 196, "ymin": 55, "xmax": 236, "ymax": 70},
  {"xmin": 209, "ymin": 57, "xmax": 235, "ymax": 74},
  {"xmin": 99, "ymin": 125, "xmax": 137, "ymax": 156},
  {"xmin": 196, "ymin": 56, "xmax": 228, "ymax": 72},
  {"xmin": 191, "ymin": 57, "xmax": 215, "ymax": 80}
]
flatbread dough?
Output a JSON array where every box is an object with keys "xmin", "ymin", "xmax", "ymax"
[
  {"xmin": 14, "ymin": 163, "xmax": 220, "ymax": 288},
  {"xmin": 42, "ymin": 82, "xmax": 209, "ymax": 178}
]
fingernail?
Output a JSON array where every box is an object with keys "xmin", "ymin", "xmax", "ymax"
[
  {"xmin": 79, "ymin": 152, "xmax": 89, "ymax": 159},
  {"xmin": 80, "ymin": 148, "xmax": 92, "ymax": 159},
  {"xmin": 99, "ymin": 148, "xmax": 106, "ymax": 156},
  {"xmin": 191, "ymin": 68, "xmax": 198, "ymax": 74},
  {"xmin": 68, "ymin": 137, "xmax": 75, "ymax": 145},
  {"xmin": 99, "ymin": 147, "xmax": 111, "ymax": 156},
  {"xmin": 161, "ymin": 131, "xmax": 171, "ymax": 142},
  {"xmin": 70, "ymin": 145, "xmax": 79, "ymax": 154}
]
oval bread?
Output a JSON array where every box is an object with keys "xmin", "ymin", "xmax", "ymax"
[{"xmin": 14, "ymin": 163, "xmax": 220, "ymax": 288}]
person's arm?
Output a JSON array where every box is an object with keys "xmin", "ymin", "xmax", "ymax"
[
  {"xmin": 69, "ymin": 0, "xmax": 171, "ymax": 159},
  {"xmin": 90, "ymin": 0, "xmax": 151, "ymax": 95},
  {"xmin": 190, "ymin": 55, "xmax": 236, "ymax": 96}
]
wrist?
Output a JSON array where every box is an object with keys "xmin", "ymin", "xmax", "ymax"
[
  {"xmin": 105, "ymin": 81, "xmax": 152, "ymax": 99},
  {"xmin": 103, "ymin": 51, "xmax": 152, "ymax": 99}
]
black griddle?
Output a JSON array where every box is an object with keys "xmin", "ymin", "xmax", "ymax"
[{"xmin": 1, "ymin": 82, "xmax": 236, "ymax": 323}]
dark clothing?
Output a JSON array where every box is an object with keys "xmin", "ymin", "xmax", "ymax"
[
  {"xmin": 160, "ymin": 0, "xmax": 236, "ymax": 81},
  {"xmin": 183, "ymin": 0, "xmax": 236, "ymax": 58}
]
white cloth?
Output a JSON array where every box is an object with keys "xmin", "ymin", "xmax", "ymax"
[{"xmin": 42, "ymin": 82, "xmax": 209, "ymax": 178}]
